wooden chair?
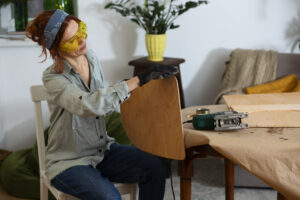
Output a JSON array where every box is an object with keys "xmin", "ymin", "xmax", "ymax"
[{"xmin": 30, "ymin": 85, "xmax": 137, "ymax": 200}]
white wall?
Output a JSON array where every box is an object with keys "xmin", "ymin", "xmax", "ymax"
[
  {"xmin": 0, "ymin": 45, "xmax": 51, "ymax": 151},
  {"xmin": 80, "ymin": 0, "xmax": 300, "ymax": 105},
  {"xmin": 0, "ymin": 0, "xmax": 300, "ymax": 151}
]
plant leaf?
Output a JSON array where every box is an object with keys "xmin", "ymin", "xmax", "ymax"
[
  {"xmin": 104, "ymin": 0, "xmax": 208, "ymax": 34},
  {"xmin": 130, "ymin": 19, "xmax": 140, "ymax": 26},
  {"xmin": 170, "ymin": 23, "xmax": 180, "ymax": 29}
]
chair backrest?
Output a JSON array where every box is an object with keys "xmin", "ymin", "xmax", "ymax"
[
  {"xmin": 120, "ymin": 77, "xmax": 185, "ymax": 160},
  {"xmin": 30, "ymin": 85, "xmax": 50, "ymax": 172}
]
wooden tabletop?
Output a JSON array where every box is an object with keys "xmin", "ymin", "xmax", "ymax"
[{"xmin": 129, "ymin": 57, "xmax": 185, "ymax": 67}]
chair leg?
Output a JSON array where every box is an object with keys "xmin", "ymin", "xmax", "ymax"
[
  {"xmin": 40, "ymin": 179, "xmax": 48, "ymax": 200},
  {"xmin": 130, "ymin": 184, "xmax": 138, "ymax": 200},
  {"xmin": 224, "ymin": 158, "xmax": 234, "ymax": 200}
]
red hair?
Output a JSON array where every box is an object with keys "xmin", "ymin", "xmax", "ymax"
[{"xmin": 26, "ymin": 10, "xmax": 80, "ymax": 73}]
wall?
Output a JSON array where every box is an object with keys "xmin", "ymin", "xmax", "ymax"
[
  {"xmin": 0, "ymin": 0, "xmax": 299, "ymax": 151},
  {"xmin": 80, "ymin": 0, "xmax": 300, "ymax": 106},
  {"xmin": 0, "ymin": 45, "xmax": 51, "ymax": 151}
]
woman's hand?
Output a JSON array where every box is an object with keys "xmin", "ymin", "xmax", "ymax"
[
  {"xmin": 126, "ymin": 77, "xmax": 140, "ymax": 92},
  {"xmin": 126, "ymin": 64, "xmax": 178, "ymax": 92},
  {"xmin": 137, "ymin": 64, "xmax": 178, "ymax": 86}
]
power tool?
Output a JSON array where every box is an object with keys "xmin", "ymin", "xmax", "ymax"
[{"xmin": 185, "ymin": 110, "xmax": 249, "ymax": 131}]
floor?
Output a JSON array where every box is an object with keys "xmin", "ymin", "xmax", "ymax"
[
  {"xmin": 0, "ymin": 185, "xmax": 28, "ymax": 200},
  {"xmin": 0, "ymin": 158, "xmax": 277, "ymax": 200}
]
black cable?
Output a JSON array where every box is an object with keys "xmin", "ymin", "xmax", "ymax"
[{"xmin": 169, "ymin": 160, "xmax": 176, "ymax": 200}]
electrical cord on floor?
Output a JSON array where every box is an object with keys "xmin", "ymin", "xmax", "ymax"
[{"xmin": 169, "ymin": 160, "xmax": 176, "ymax": 200}]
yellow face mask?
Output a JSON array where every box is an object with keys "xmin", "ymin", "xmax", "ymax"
[{"xmin": 60, "ymin": 21, "xmax": 87, "ymax": 53}]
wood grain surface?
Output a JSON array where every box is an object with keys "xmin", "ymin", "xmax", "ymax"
[
  {"xmin": 224, "ymin": 92, "xmax": 300, "ymax": 127},
  {"xmin": 120, "ymin": 77, "xmax": 185, "ymax": 160}
]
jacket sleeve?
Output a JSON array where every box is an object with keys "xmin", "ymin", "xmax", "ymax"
[{"xmin": 42, "ymin": 70, "xmax": 130, "ymax": 117}]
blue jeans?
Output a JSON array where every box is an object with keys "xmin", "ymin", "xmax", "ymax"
[{"xmin": 51, "ymin": 143, "xmax": 167, "ymax": 200}]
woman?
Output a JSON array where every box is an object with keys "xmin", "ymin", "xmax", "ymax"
[{"xmin": 26, "ymin": 9, "xmax": 177, "ymax": 200}]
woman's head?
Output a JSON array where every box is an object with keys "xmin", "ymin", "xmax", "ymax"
[{"xmin": 26, "ymin": 10, "xmax": 87, "ymax": 73}]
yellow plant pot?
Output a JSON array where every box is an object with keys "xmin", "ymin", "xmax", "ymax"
[{"xmin": 145, "ymin": 34, "xmax": 166, "ymax": 62}]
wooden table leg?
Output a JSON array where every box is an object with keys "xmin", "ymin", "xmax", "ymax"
[
  {"xmin": 180, "ymin": 176, "xmax": 192, "ymax": 200},
  {"xmin": 225, "ymin": 158, "xmax": 234, "ymax": 200},
  {"xmin": 179, "ymin": 151, "xmax": 194, "ymax": 200},
  {"xmin": 277, "ymin": 192, "xmax": 287, "ymax": 200}
]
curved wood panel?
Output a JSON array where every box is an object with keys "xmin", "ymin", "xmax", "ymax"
[{"xmin": 120, "ymin": 77, "xmax": 185, "ymax": 160}]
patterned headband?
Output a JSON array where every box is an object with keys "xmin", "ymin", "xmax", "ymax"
[{"xmin": 44, "ymin": 9, "xmax": 69, "ymax": 50}]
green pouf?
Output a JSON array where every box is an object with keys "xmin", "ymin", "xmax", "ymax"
[{"xmin": 105, "ymin": 111, "xmax": 132, "ymax": 146}]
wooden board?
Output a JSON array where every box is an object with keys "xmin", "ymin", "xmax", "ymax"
[
  {"xmin": 224, "ymin": 93, "xmax": 300, "ymax": 127},
  {"xmin": 120, "ymin": 77, "xmax": 185, "ymax": 160},
  {"xmin": 224, "ymin": 92, "xmax": 300, "ymax": 105}
]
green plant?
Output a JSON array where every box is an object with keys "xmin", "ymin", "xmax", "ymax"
[
  {"xmin": 105, "ymin": 0, "xmax": 208, "ymax": 34},
  {"xmin": 0, "ymin": 0, "xmax": 27, "ymax": 7}
]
